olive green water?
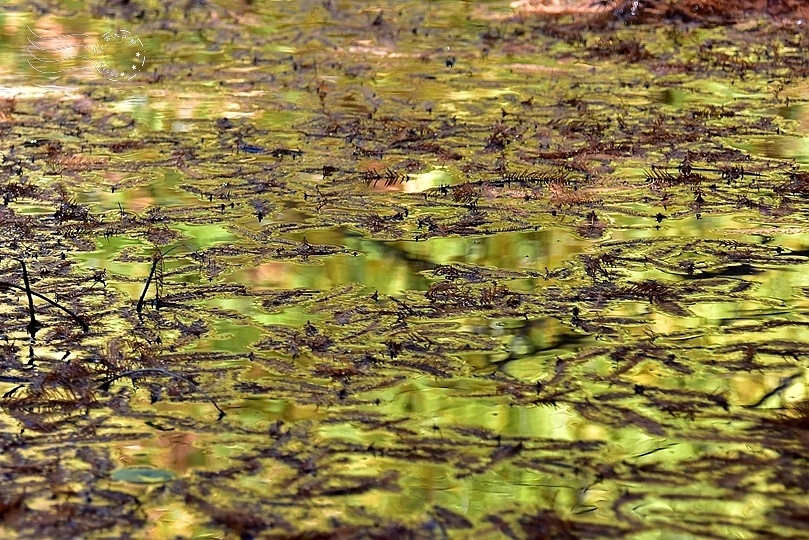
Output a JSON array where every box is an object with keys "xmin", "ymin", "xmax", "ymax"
[{"xmin": 1, "ymin": 1, "xmax": 809, "ymax": 538}]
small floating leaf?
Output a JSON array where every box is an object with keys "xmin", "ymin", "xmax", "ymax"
[{"xmin": 110, "ymin": 467, "xmax": 176, "ymax": 484}]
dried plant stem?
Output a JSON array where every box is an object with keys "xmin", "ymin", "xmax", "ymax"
[
  {"xmin": 0, "ymin": 259, "xmax": 89, "ymax": 336},
  {"xmin": 137, "ymin": 246, "xmax": 182, "ymax": 313},
  {"xmin": 18, "ymin": 259, "xmax": 39, "ymax": 338},
  {"xmin": 136, "ymin": 257, "xmax": 160, "ymax": 314},
  {"xmin": 0, "ymin": 281, "xmax": 89, "ymax": 332}
]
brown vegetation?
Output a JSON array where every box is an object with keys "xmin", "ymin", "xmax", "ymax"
[{"xmin": 512, "ymin": 0, "xmax": 809, "ymax": 24}]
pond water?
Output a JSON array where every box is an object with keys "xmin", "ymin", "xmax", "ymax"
[{"xmin": 1, "ymin": 1, "xmax": 809, "ymax": 538}]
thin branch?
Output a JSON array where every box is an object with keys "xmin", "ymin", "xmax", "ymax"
[
  {"xmin": 17, "ymin": 259, "xmax": 40, "ymax": 339},
  {"xmin": 136, "ymin": 257, "xmax": 159, "ymax": 314},
  {"xmin": 137, "ymin": 246, "xmax": 183, "ymax": 313},
  {"xmin": 0, "ymin": 280, "xmax": 89, "ymax": 332}
]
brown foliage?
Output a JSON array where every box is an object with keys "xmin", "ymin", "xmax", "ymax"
[{"xmin": 513, "ymin": 0, "xmax": 809, "ymax": 24}]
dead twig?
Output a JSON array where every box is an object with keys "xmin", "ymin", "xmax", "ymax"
[
  {"xmin": 98, "ymin": 367, "xmax": 226, "ymax": 420},
  {"xmin": 0, "ymin": 259, "xmax": 89, "ymax": 337}
]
